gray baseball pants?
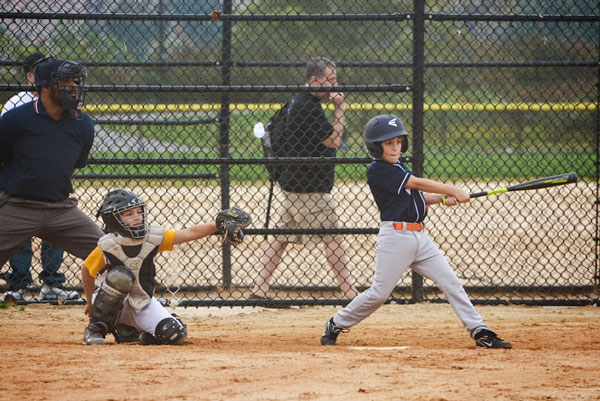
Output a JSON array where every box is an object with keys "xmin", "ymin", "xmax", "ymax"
[
  {"xmin": 0, "ymin": 191, "xmax": 104, "ymax": 266},
  {"xmin": 334, "ymin": 221, "xmax": 488, "ymax": 334}
]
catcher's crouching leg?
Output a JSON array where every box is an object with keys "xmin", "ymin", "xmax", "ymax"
[
  {"xmin": 84, "ymin": 266, "xmax": 134, "ymax": 345},
  {"xmin": 140, "ymin": 314, "xmax": 187, "ymax": 345},
  {"xmin": 115, "ymin": 323, "xmax": 142, "ymax": 343}
]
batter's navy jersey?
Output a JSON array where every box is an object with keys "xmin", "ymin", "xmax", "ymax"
[{"xmin": 367, "ymin": 159, "xmax": 427, "ymax": 222}]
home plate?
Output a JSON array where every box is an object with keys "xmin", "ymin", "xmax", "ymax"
[{"xmin": 349, "ymin": 346, "xmax": 409, "ymax": 350}]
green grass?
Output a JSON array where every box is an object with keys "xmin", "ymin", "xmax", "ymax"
[
  {"xmin": 78, "ymin": 151, "xmax": 595, "ymax": 184},
  {"xmin": 88, "ymin": 110, "xmax": 596, "ymax": 182}
]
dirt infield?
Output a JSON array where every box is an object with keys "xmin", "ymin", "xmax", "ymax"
[{"xmin": 1, "ymin": 303, "xmax": 598, "ymax": 401}]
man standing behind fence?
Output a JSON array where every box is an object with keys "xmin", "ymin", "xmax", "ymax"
[
  {"xmin": 251, "ymin": 57, "xmax": 358, "ymax": 302},
  {"xmin": 0, "ymin": 58, "xmax": 104, "ymax": 301}
]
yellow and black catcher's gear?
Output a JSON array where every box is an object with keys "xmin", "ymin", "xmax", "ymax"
[
  {"xmin": 215, "ymin": 207, "xmax": 252, "ymax": 245},
  {"xmin": 88, "ymin": 266, "xmax": 135, "ymax": 336},
  {"xmin": 97, "ymin": 189, "xmax": 148, "ymax": 239}
]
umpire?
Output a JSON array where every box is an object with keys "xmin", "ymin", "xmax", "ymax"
[{"xmin": 0, "ymin": 59, "xmax": 104, "ymax": 287}]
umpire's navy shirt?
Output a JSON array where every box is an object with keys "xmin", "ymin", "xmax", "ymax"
[
  {"xmin": 0, "ymin": 99, "xmax": 94, "ymax": 202},
  {"xmin": 367, "ymin": 159, "xmax": 427, "ymax": 223}
]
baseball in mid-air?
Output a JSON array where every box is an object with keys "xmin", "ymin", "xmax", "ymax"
[{"xmin": 253, "ymin": 122, "xmax": 265, "ymax": 138}]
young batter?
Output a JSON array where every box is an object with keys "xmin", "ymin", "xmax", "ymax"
[
  {"xmin": 82, "ymin": 189, "xmax": 249, "ymax": 345},
  {"xmin": 320, "ymin": 114, "xmax": 511, "ymax": 349}
]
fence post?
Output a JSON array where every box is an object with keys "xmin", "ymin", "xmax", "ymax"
[
  {"xmin": 411, "ymin": 0, "xmax": 426, "ymax": 303},
  {"xmin": 219, "ymin": 0, "xmax": 233, "ymax": 288},
  {"xmin": 595, "ymin": 76, "xmax": 600, "ymax": 289}
]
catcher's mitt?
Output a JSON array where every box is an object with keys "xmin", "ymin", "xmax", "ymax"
[{"xmin": 215, "ymin": 207, "xmax": 252, "ymax": 245}]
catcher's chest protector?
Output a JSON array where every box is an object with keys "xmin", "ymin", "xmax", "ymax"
[{"xmin": 98, "ymin": 226, "xmax": 165, "ymax": 309}]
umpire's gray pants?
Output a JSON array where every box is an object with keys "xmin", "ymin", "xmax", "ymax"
[
  {"xmin": 0, "ymin": 191, "xmax": 104, "ymax": 266},
  {"xmin": 334, "ymin": 221, "xmax": 488, "ymax": 334}
]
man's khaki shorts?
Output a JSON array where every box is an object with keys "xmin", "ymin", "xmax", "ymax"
[{"xmin": 273, "ymin": 190, "xmax": 341, "ymax": 245}]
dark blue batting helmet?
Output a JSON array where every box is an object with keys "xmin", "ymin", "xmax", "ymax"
[{"xmin": 364, "ymin": 114, "xmax": 409, "ymax": 157}]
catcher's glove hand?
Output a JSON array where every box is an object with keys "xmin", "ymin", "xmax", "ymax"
[{"xmin": 215, "ymin": 207, "xmax": 252, "ymax": 245}]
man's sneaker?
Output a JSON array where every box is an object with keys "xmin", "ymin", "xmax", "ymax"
[
  {"xmin": 2, "ymin": 289, "xmax": 32, "ymax": 303},
  {"xmin": 321, "ymin": 317, "xmax": 348, "ymax": 346},
  {"xmin": 474, "ymin": 329, "xmax": 512, "ymax": 349},
  {"xmin": 84, "ymin": 322, "xmax": 108, "ymax": 345},
  {"xmin": 40, "ymin": 284, "xmax": 80, "ymax": 300}
]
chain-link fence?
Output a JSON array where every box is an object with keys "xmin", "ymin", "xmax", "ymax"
[{"xmin": 1, "ymin": 1, "xmax": 598, "ymax": 307}]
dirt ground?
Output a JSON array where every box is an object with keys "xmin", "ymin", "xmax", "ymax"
[{"xmin": 0, "ymin": 303, "xmax": 598, "ymax": 401}]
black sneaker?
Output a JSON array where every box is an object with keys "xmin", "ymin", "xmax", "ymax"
[
  {"xmin": 84, "ymin": 322, "xmax": 108, "ymax": 345},
  {"xmin": 474, "ymin": 329, "xmax": 512, "ymax": 349},
  {"xmin": 320, "ymin": 318, "xmax": 348, "ymax": 346},
  {"xmin": 140, "ymin": 332, "xmax": 163, "ymax": 345}
]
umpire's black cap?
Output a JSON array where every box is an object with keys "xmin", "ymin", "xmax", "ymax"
[{"xmin": 34, "ymin": 59, "xmax": 85, "ymax": 87}]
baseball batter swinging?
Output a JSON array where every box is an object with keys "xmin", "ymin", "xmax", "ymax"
[
  {"xmin": 82, "ymin": 189, "xmax": 251, "ymax": 345},
  {"xmin": 320, "ymin": 114, "xmax": 512, "ymax": 349}
]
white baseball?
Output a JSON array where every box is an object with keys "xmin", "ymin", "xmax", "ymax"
[{"xmin": 253, "ymin": 122, "xmax": 265, "ymax": 138}]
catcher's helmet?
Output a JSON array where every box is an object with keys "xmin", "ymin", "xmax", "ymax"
[
  {"xmin": 364, "ymin": 114, "xmax": 409, "ymax": 158},
  {"xmin": 97, "ymin": 189, "xmax": 148, "ymax": 239},
  {"xmin": 34, "ymin": 59, "xmax": 86, "ymax": 110}
]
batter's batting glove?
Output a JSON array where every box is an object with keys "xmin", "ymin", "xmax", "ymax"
[{"xmin": 215, "ymin": 207, "xmax": 252, "ymax": 246}]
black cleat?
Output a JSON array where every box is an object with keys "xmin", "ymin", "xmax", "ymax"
[
  {"xmin": 474, "ymin": 329, "xmax": 512, "ymax": 349},
  {"xmin": 320, "ymin": 318, "xmax": 348, "ymax": 346},
  {"xmin": 115, "ymin": 323, "xmax": 142, "ymax": 343},
  {"xmin": 140, "ymin": 332, "xmax": 163, "ymax": 345}
]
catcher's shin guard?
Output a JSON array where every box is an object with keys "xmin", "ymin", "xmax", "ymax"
[{"xmin": 90, "ymin": 266, "xmax": 134, "ymax": 338}]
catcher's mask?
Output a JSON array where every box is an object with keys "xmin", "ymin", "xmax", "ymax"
[
  {"xmin": 364, "ymin": 114, "xmax": 409, "ymax": 158},
  {"xmin": 97, "ymin": 189, "xmax": 148, "ymax": 239},
  {"xmin": 34, "ymin": 59, "xmax": 86, "ymax": 110}
]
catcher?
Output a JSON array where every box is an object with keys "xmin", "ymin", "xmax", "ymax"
[{"xmin": 82, "ymin": 189, "xmax": 251, "ymax": 345}]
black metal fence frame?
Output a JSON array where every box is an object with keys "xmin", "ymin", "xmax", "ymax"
[{"xmin": 1, "ymin": 1, "xmax": 598, "ymax": 307}]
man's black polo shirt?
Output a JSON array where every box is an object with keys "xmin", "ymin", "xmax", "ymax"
[
  {"xmin": 0, "ymin": 99, "xmax": 94, "ymax": 202},
  {"xmin": 278, "ymin": 92, "xmax": 336, "ymax": 193}
]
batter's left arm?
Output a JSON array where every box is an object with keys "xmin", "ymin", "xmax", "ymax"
[{"xmin": 407, "ymin": 176, "xmax": 470, "ymax": 203}]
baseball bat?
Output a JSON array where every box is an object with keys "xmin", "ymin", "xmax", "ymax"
[{"xmin": 441, "ymin": 172, "xmax": 578, "ymax": 204}]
